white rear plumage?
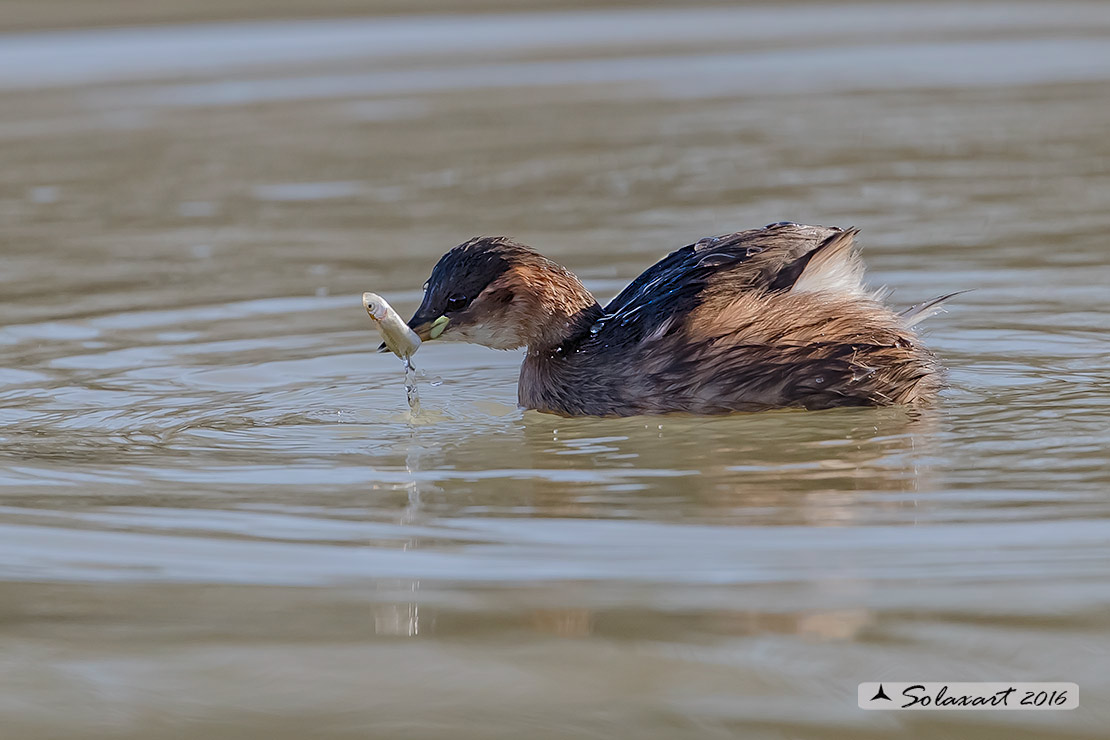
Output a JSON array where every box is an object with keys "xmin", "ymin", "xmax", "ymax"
[{"xmin": 790, "ymin": 230, "xmax": 869, "ymax": 298}]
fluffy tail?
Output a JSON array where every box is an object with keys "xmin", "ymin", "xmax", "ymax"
[{"xmin": 790, "ymin": 228, "xmax": 867, "ymax": 297}]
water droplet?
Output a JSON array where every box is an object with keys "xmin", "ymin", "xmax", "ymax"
[
  {"xmin": 403, "ymin": 356, "xmax": 421, "ymax": 415},
  {"xmin": 851, "ymin": 366, "xmax": 877, "ymax": 382},
  {"xmin": 429, "ymin": 377, "xmax": 444, "ymax": 387},
  {"xmin": 698, "ymin": 253, "xmax": 732, "ymax": 267}
]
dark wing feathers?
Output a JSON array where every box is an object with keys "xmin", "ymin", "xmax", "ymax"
[{"xmin": 598, "ymin": 222, "xmax": 849, "ymax": 345}]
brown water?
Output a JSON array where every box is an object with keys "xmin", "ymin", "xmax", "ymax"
[{"xmin": 2, "ymin": 2, "xmax": 1109, "ymax": 737}]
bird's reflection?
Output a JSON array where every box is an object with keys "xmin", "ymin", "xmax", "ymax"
[
  {"xmin": 369, "ymin": 434, "xmax": 440, "ymax": 637},
  {"xmin": 393, "ymin": 404, "xmax": 942, "ymax": 525},
  {"xmin": 369, "ymin": 403, "xmax": 940, "ymax": 637}
]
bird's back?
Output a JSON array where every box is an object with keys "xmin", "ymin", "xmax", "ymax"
[{"xmin": 520, "ymin": 223, "xmax": 946, "ymax": 416}]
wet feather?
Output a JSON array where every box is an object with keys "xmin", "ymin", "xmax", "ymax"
[{"xmin": 405, "ymin": 224, "xmax": 956, "ymax": 417}]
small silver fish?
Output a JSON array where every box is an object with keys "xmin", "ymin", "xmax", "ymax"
[{"xmin": 363, "ymin": 292, "xmax": 421, "ymax": 359}]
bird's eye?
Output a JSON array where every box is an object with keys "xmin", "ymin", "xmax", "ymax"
[{"xmin": 445, "ymin": 294, "xmax": 468, "ymax": 312}]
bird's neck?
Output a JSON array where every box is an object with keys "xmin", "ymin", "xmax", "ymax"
[
  {"xmin": 514, "ymin": 265, "xmax": 602, "ymax": 355},
  {"xmin": 518, "ymin": 300, "xmax": 603, "ymax": 417}
]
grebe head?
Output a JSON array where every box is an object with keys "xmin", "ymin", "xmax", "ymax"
[{"xmin": 406, "ymin": 236, "xmax": 598, "ymax": 352}]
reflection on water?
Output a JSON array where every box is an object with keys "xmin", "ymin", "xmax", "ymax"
[{"xmin": 2, "ymin": 1, "xmax": 1110, "ymax": 738}]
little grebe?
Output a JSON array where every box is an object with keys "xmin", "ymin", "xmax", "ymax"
[{"xmin": 400, "ymin": 222, "xmax": 953, "ymax": 417}]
